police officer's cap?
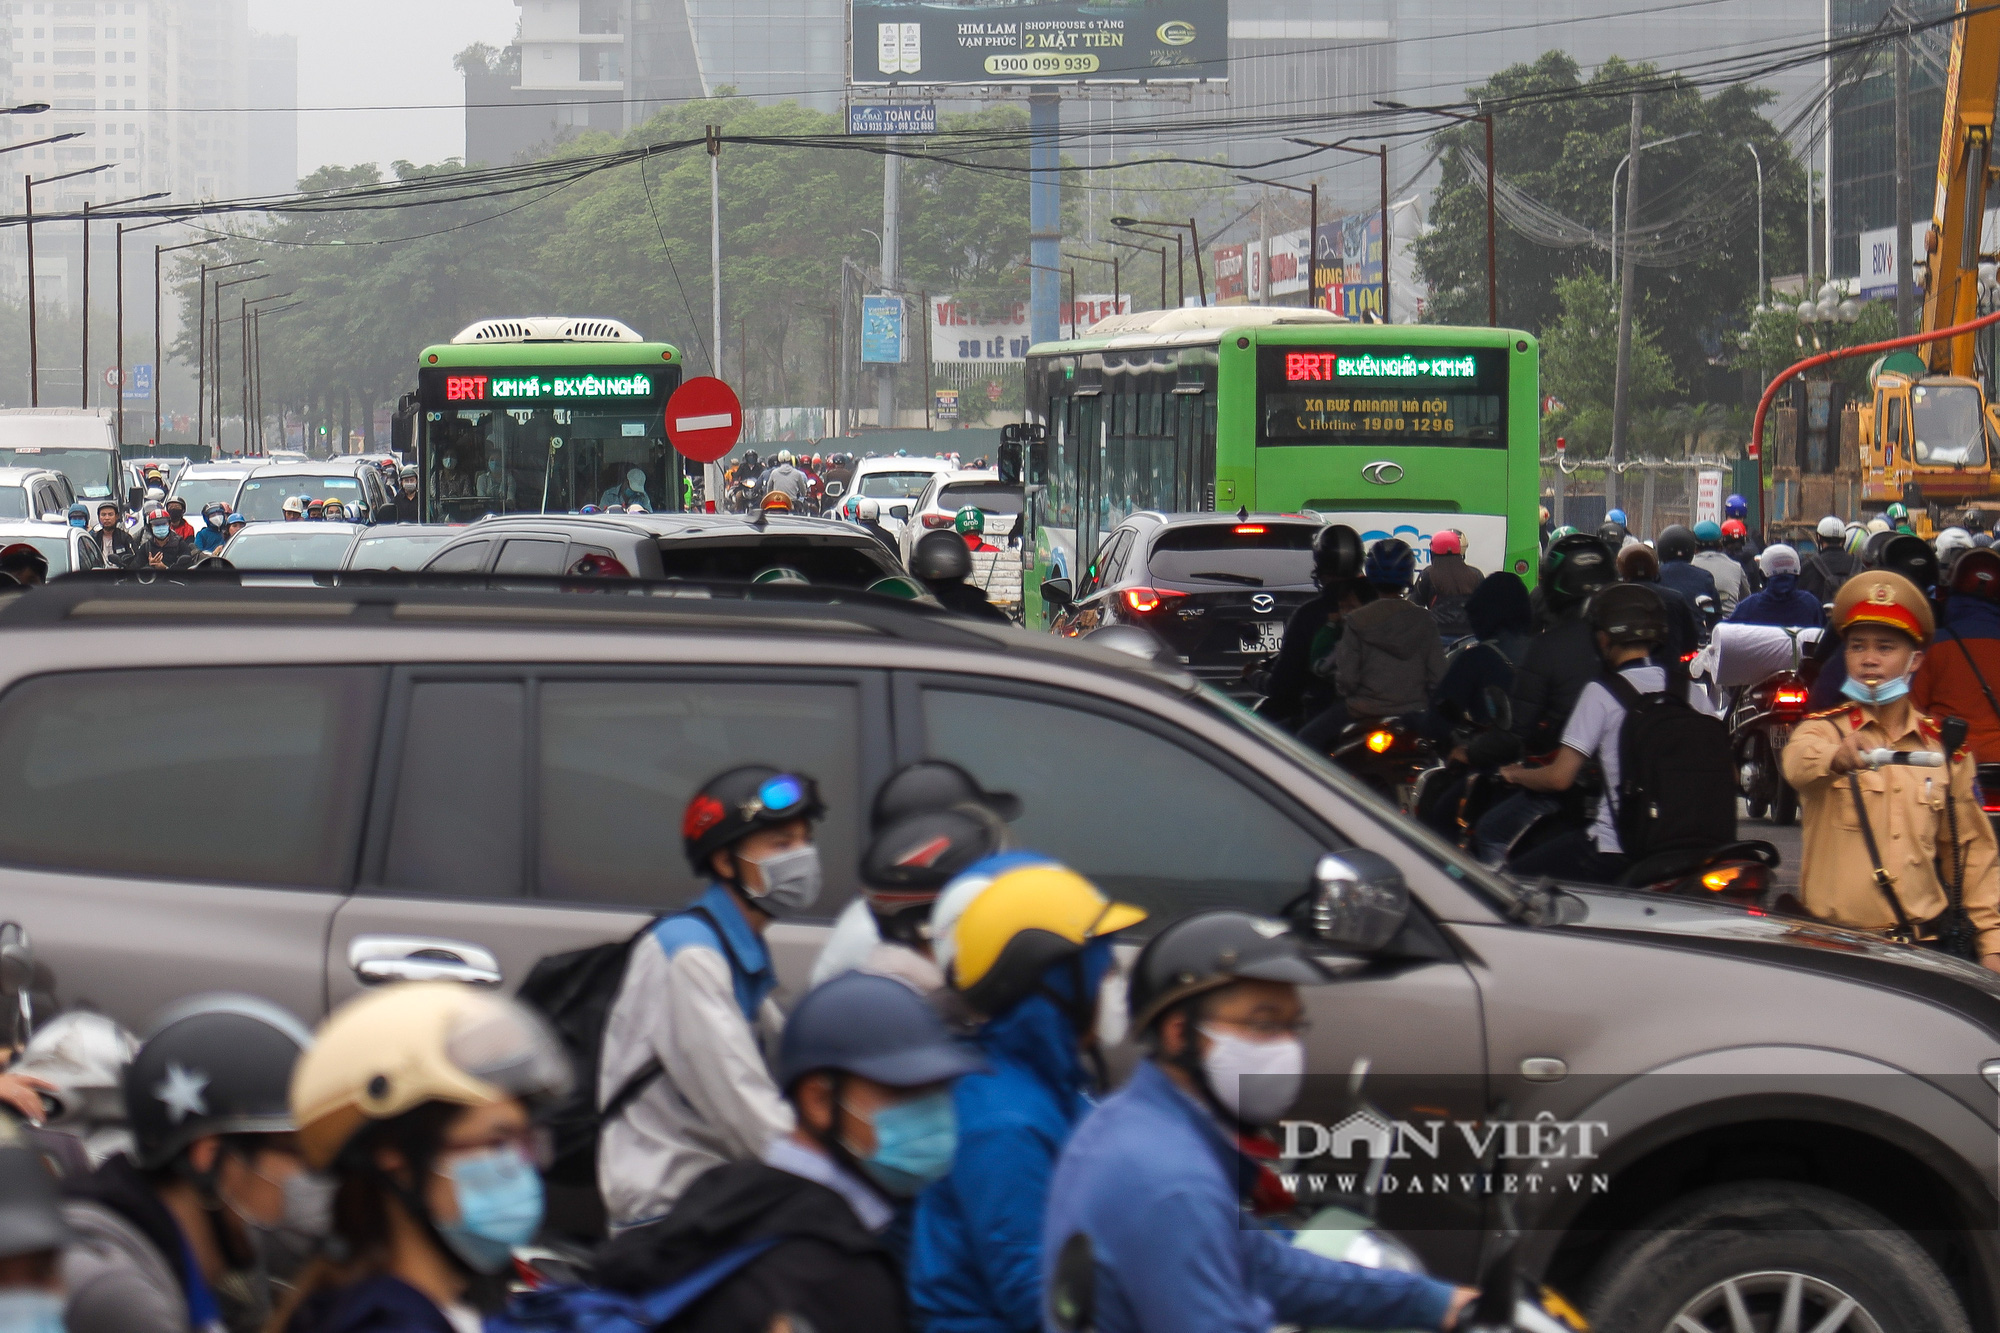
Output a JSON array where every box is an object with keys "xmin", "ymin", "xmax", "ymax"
[{"xmin": 1831, "ymin": 570, "xmax": 1934, "ymax": 647}]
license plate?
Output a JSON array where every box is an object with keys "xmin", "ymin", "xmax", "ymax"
[{"xmin": 1240, "ymin": 621, "xmax": 1284, "ymax": 654}]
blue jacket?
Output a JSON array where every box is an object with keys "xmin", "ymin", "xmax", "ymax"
[
  {"xmin": 282, "ymin": 1275, "xmax": 457, "ymax": 1333},
  {"xmin": 912, "ymin": 946, "xmax": 1108, "ymax": 1333},
  {"xmin": 1725, "ymin": 572, "xmax": 1823, "ymax": 628},
  {"xmin": 1039, "ymin": 1062, "xmax": 1457, "ymax": 1333},
  {"xmin": 1659, "ymin": 558, "xmax": 1718, "ymax": 611}
]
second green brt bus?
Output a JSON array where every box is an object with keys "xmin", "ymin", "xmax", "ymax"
[{"xmin": 1021, "ymin": 308, "xmax": 1541, "ymax": 626}]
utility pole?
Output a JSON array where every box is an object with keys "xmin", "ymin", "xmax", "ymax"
[
  {"xmin": 879, "ymin": 140, "xmax": 900, "ymax": 429},
  {"xmin": 1609, "ymin": 94, "xmax": 1645, "ymax": 515},
  {"xmin": 1028, "ymin": 91, "xmax": 1062, "ymax": 343},
  {"xmin": 80, "ymin": 200, "xmax": 91, "ymax": 408},
  {"xmin": 707, "ymin": 124, "xmax": 721, "ymax": 377},
  {"xmin": 1895, "ymin": 34, "xmax": 1915, "ymax": 336},
  {"xmin": 24, "ymin": 177, "xmax": 35, "ymax": 407},
  {"xmin": 1257, "ymin": 186, "xmax": 1270, "ymax": 305}
]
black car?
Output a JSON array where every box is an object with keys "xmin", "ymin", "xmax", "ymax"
[
  {"xmin": 1045, "ymin": 511, "xmax": 1319, "ymax": 692},
  {"xmin": 420, "ymin": 512, "xmax": 904, "ymax": 587}
]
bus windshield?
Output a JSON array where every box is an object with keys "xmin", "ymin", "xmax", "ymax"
[
  {"xmin": 0, "ymin": 447, "xmax": 118, "ymax": 501},
  {"xmin": 1911, "ymin": 383, "xmax": 1987, "ymax": 466},
  {"xmin": 425, "ymin": 407, "xmax": 670, "ymax": 521}
]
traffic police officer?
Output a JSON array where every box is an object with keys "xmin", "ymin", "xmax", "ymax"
[{"xmin": 1781, "ymin": 570, "xmax": 2000, "ymax": 969}]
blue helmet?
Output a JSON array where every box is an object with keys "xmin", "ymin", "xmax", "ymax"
[
  {"xmin": 1724, "ymin": 494, "xmax": 1748, "ymax": 519},
  {"xmin": 775, "ymin": 971, "xmax": 985, "ymax": 1092},
  {"xmin": 65, "ymin": 502, "xmax": 87, "ymax": 528},
  {"xmin": 1604, "ymin": 508, "xmax": 1627, "ymax": 525},
  {"xmin": 1364, "ymin": 537, "xmax": 1418, "ymax": 590},
  {"xmin": 1693, "ymin": 520, "xmax": 1723, "ymax": 545}
]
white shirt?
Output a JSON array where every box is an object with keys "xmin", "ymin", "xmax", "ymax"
[{"xmin": 1560, "ymin": 663, "xmax": 1719, "ymax": 854}]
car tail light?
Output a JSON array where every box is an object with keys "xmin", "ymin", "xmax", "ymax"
[
  {"xmin": 1235, "ymin": 524, "xmax": 1266, "ymax": 534},
  {"xmin": 1984, "ymin": 797, "xmax": 2000, "ymax": 814},
  {"xmin": 1123, "ymin": 587, "xmax": 1187, "ymax": 614},
  {"xmin": 1365, "ymin": 729, "xmax": 1397, "ymax": 753},
  {"xmin": 922, "ymin": 513, "xmax": 954, "ymax": 528}
]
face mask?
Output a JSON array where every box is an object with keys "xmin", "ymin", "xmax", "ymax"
[
  {"xmin": 1199, "ymin": 1027, "xmax": 1305, "ymax": 1125},
  {"xmin": 846, "ymin": 1088, "xmax": 957, "ymax": 1197},
  {"xmin": 206, "ymin": 514, "xmax": 223, "ymax": 529},
  {"xmin": 68, "ymin": 516, "xmax": 83, "ymax": 529},
  {"xmin": 0, "ymin": 1291, "xmax": 64, "ymax": 1333},
  {"xmin": 441, "ymin": 456, "xmax": 456, "ymax": 469},
  {"xmin": 436, "ymin": 1145, "xmax": 543, "ymax": 1274},
  {"xmin": 150, "ymin": 524, "xmax": 169, "ymax": 539},
  {"xmin": 740, "ymin": 843, "xmax": 822, "ymax": 914},
  {"xmin": 1842, "ymin": 671, "xmax": 1912, "ymax": 706}
]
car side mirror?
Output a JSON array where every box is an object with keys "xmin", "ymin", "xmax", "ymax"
[
  {"xmin": 126, "ymin": 487, "xmax": 142, "ymax": 510},
  {"xmin": 1304, "ymin": 850, "xmax": 1409, "ymax": 952},
  {"xmin": 889, "ymin": 504, "xmax": 910, "ymax": 521},
  {"xmin": 1042, "ymin": 576, "xmax": 1074, "ymax": 608},
  {"xmin": 0, "ymin": 921, "xmax": 34, "ymax": 1045}
]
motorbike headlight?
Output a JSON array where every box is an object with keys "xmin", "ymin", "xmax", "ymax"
[{"xmin": 1365, "ymin": 729, "xmax": 1396, "ymax": 754}]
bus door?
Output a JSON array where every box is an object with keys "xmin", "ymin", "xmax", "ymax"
[{"xmin": 1072, "ymin": 391, "xmax": 1104, "ymax": 571}]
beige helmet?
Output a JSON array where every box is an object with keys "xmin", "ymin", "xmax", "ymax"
[{"xmin": 291, "ymin": 982, "xmax": 570, "ymax": 1171}]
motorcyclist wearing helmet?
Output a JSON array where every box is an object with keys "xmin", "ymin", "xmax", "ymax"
[
  {"xmin": 134, "ymin": 505, "xmax": 193, "ymax": 570},
  {"xmin": 65, "ymin": 501, "xmax": 87, "ymax": 532},
  {"xmin": 1409, "ymin": 529, "xmax": 1482, "ymax": 645},
  {"xmin": 194, "ymin": 502, "xmax": 231, "ymax": 555},
  {"xmin": 592, "ymin": 972, "xmax": 984, "ymax": 1333},
  {"xmin": 810, "ymin": 760, "xmax": 1022, "ymax": 989},
  {"xmin": 1041, "ymin": 911, "xmax": 1474, "ymax": 1333},
  {"xmin": 1724, "ymin": 492, "xmax": 1749, "ymax": 523},
  {"xmin": 597, "ymin": 766, "xmax": 828, "ymax": 1227},
  {"xmin": 1885, "ymin": 500, "xmax": 1914, "ymax": 533},
  {"xmin": 1317, "ymin": 537, "xmax": 1444, "ymax": 735},
  {"xmin": 599, "ymin": 467, "xmax": 652, "ymax": 512},
  {"xmin": 1260, "ymin": 524, "xmax": 1365, "ymax": 728},
  {"xmin": 0, "ymin": 544, "xmax": 48, "ymax": 588},
  {"xmin": 852, "ymin": 496, "xmax": 896, "ymax": 553},
  {"xmin": 1653, "ymin": 524, "xmax": 1718, "ymax": 620},
  {"xmin": 1799, "ymin": 515, "xmax": 1860, "ymax": 604},
  {"xmin": 281, "ymin": 497, "xmax": 305, "ymax": 523},
  {"xmin": 912, "ymin": 528, "xmax": 1009, "ymax": 623},
  {"xmin": 280, "ymin": 983, "xmax": 569, "ymax": 1333},
  {"xmin": 89, "ymin": 501, "xmax": 135, "ymax": 571},
  {"xmin": 955, "ymin": 506, "xmax": 998, "ymax": 554},
  {"xmin": 9, "ymin": 1011, "xmax": 140, "ymax": 1166},
  {"xmin": 1936, "ymin": 525, "xmax": 1975, "ymax": 574},
  {"xmin": 1596, "ymin": 518, "xmax": 1628, "ymax": 550},
  {"xmin": 1500, "ymin": 583, "xmax": 1717, "ymax": 884},
  {"xmin": 909, "ymin": 863, "xmax": 1146, "ymax": 1333},
  {"xmin": 1613, "ymin": 543, "xmax": 1700, "ymax": 662},
  {"xmin": 62, "ymin": 995, "xmax": 323, "ymax": 1333},
  {"xmin": 762, "ymin": 451, "xmax": 811, "ymax": 504},
  {"xmin": 304, "ymin": 500, "xmax": 326, "ymax": 522},
  {"xmin": 162, "ymin": 498, "xmax": 195, "ymax": 543},
  {"xmin": 1914, "ymin": 546, "xmax": 2000, "ymax": 762},
  {"xmin": 1690, "ymin": 520, "xmax": 1747, "ymax": 616},
  {"xmin": 1726, "ymin": 544, "xmax": 1822, "ymax": 628},
  {"xmin": 1719, "ymin": 518, "xmax": 1763, "ymax": 593}
]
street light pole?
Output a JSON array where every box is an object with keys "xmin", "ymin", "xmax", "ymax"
[
  {"xmin": 154, "ymin": 238, "xmax": 221, "ymax": 449},
  {"xmin": 117, "ymin": 218, "xmax": 181, "ymax": 448},
  {"xmin": 1233, "ymin": 175, "xmax": 1320, "ymax": 307},
  {"xmin": 1022, "ymin": 262, "xmax": 1077, "ymax": 338},
  {"xmin": 1743, "ymin": 142, "xmax": 1765, "ymax": 304},
  {"xmin": 1105, "ymin": 237, "xmax": 1168, "ymax": 310},
  {"xmin": 1114, "ymin": 218, "xmax": 1203, "ymax": 305},
  {"xmin": 81, "ymin": 191, "xmax": 167, "ymax": 411},
  {"xmin": 213, "ymin": 272, "xmax": 264, "ymax": 453},
  {"xmin": 23, "ymin": 160, "xmax": 112, "ymax": 407},
  {"xmin": 1285, "ymin": 141, "xmax": 1394, "ymax": 317},
  {"xmin": 1063, "ymin": 252, "xmax": 1120, "ymax": 317}
]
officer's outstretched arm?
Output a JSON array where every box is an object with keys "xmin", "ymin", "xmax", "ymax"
[{"xmin": 1780, "ymin": 717, "xmax": 1847, "ymax": 790}]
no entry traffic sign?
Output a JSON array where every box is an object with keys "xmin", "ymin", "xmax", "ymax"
[{"xmin": 666, "ymin": 377, "xmax": 743, "ymax": 463}]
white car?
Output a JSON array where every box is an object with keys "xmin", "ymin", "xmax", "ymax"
[
  {"xmin": 838, "ymin": 456, "xmax": 952, "ymax": 535},
  {"xmin": 169, "ymin": 462, "xmax": 253, "ymax": 520},
  {"xmin": 218, "ymin": 521, "xmax": 366, "ymax": 574},
  {"xmin": 897, "ymin": 468, "xmax": 1022, "ymax": 564},
  {"xmin": 0, "ymin": 521, "xmax": 88, "ymax": 576},
  {"xmin": 0, "ymin": 467, "xmax": 76, "ymax": 524}
]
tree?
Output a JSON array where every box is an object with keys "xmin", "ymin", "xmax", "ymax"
[
  {"xmin": 1539, "ymin": 271, "xmax": 1676, "ymax": 454},
  {"xmin": 1414, "ymin": 52, "xmax": 1807, "ymax": 396}
]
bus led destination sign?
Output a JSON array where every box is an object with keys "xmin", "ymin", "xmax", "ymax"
[
  {"xmin": 443, "ymin": 372, "xmax": 657, "ymax": 403},
  {"xmin": 1285, "ymin": 351, "xmax": 1479, "ymax": 381},
  {"xmin": 1258, "ymin": 344, "xmax": 1507, "ymax": 448}
]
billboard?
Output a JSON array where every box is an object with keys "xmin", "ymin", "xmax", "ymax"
[
  {"xmin": 851, "ymin": 1, "xmax": 1228, "ymax": 85},
  {"xmin": 932, "ymin": 293, "xmax": 1129, "ymax": 362},
  {"xmin": 849, "ymin": 103, "xmax": 937, "ymax": 134},
  {"xmin": 861, "ymin": 295, "xmax": 906, "ymax": 363}
]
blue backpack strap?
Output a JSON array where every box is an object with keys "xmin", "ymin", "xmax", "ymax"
[
  {"xmin": 649, "ymin": 905, "xmax": 756, "ymax": 1021},
  {"xmin": 635, "ymin": 1234, "xmax": 785, "ymax": 1325}
]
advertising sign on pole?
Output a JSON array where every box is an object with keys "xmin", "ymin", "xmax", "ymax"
[
  {"xmin": 1695, "ymin": 469, "xmax": 1724, "ymax": 526},
  {"xmin": 1214, "ymin": 244, "xmax": 1247, "ymax": 304},
  {"xmin": 861, "ymin": 295, "xmax": 906, "ymax": 364},
  {"xmin": 934, "ymin": 388, "xmax": 960, "ymax": 421},
  {"xmin": 848, "ymin": 103, "xmax": 937, "ymax": 135},
  {"xmin": 850, "ymin": 0, "xmax": 1228, "ymax": 84},
  {"xmin": 1267, "ymin": 229, "xmax": 1309, "ymax": 298}
]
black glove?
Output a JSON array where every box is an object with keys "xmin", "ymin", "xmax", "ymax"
[{"xmin": 1466, "ymin": 729, "xmax": 1523, "ymax": 769}]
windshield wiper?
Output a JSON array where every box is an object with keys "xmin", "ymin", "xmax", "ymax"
[{"xmin": 1190, "ymin": 570, "xmax": 1264, "ymax": 586}]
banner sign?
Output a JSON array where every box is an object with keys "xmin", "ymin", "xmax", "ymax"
[
  {"xmin": 1214, "ymin": 244, "xmax": 1247, "ymax": 303},
  {"xmin": 931, "ymin": 293, "xmax": 1128, "ymax": 361},
  {"xmin": 934, "ymin": 388, "xmax": 960, "ymax": 421},
  {"xmin": 850, "ymin": 0, "xmax": 1228, "ymax": 84},
  {"xmin": 1695, "ymin": 469, "xmax": 1724, "ymax": 526},
  {"xmin": 848, "ymin": 103, "xmax": 937, "ymax": 134},
  {"xmin": 1267, "ymin": 229, "xmax": 1309, "ymax": 297},
  {"xmin": 861, "ymin": 295, "xmax": 906, "ymax": 364}
]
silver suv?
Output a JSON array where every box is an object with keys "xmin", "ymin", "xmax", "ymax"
[{"xmin": 0, "ymin": 577, "xmax": 1995, "ymax": 1331}]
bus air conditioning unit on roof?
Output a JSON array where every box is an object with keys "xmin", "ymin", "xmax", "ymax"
[{"xmin": 449, "ymin": 317, "xmax": 644, "ymax": 345}]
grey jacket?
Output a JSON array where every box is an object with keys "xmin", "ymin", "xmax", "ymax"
[
  {"xmin": 1694, "ymin": 549, "xmax": 1749, "ymax": 616},
  {"xmin": 61, "ymin": 1197, "xmax": 191, "ymax": 1333},
  {"xmin": 1332, "ymin": 596, "xmax": 1448, "ymax": 718}
]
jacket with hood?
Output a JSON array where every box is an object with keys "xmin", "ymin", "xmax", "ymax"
[
  {"xmin": 281, "ymin": 1277, "xmax": 461, "ymax": 1333},
  {"xmin": 60, "ymin": 1154, "xmax": 200, "ymax": 1333},
  {"xmin": 1726, "ymin": 572, "xmax": 1823, "ymax": 628},
  {"xmin": 1331, "ymin": 596, "xmax": 1446, "ymax": 719},
  {"xmin": 910, "ymin": 945, "xmax": 1110, "ymax": 1333},
  {"xmin": 1693, "ymin": 549, "xmax": 1748, "ymax": 615},
  {"xmin": 597, "ymin": 883, "xmax": 794, "ymax": 1230},
  {"xmin": 1915, "ymin": 593, "xmax": 2000, "ymax": 761},
  {"xmin": 1410, "ymin": 553, "xmax": 1484, "ymax": 642},
  {"xmin": 1416, "ymin": 574, "xmax": 1531, "ymax": 746},
  {"xmin": 592, "ymin": 1156, "xmax": 905, "ymax": 1333}
]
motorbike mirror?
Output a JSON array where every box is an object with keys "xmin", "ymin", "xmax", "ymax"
[
  {"xmin": 1049, "ymin": 1232, "xmax": 1096, "ymax": 1333},
  {"xmin": 889, "ymin": 504, "xmax": 911, "ymax": 521},
  {"xmin": 1306, "ymin": 849, "xmax": 1409, "ymax": 952},
  {"xmin": 0, "ymin": 922, "xmax": 33, "ymax": 1046},
  {"xmin": 1042, "ymin": 576, "xmax": 1074, "ymax": 608},
  {"xmin": 1480, "ymin": 683, "xmax": 1512, "ymax": 732}
]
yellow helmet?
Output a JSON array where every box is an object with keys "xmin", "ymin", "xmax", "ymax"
[
  {"xmin": 291, "ymin": 982, "xmax": 571, "ymax": 1171},
  {"xmin": 941, "ymin": 861, "xmax": 1146, "ymax": 1018}
]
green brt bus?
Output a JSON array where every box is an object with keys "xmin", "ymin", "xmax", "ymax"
[
  {"xmin": 1021, "ymin": 308, "xmax": 1541, "ymax": 626},
  {"xmin": 407, "ymin": 318, "xmax": 685, "ymax": 523}
]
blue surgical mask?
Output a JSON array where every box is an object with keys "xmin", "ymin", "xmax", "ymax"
[
  {"xmin": 847, "ymin": 1089, "xmax": 957, "ymax": 1197},
  {"xmin": 436, "ymin": 1144, "xmax": 543, "ymax": 1274},
  {"xmin": 1842, "ymin": 672, "xmax": 1912, "ymax": 705},
  {"xmin": 150, "ymin": 524, "xmax": 169, "ymax": 539},
  {"xmin": 67, "ymin": 516, "xmax": 83, "ymax": 529},
  {"xmin": 0, "ymin": 1290, "xmax": 65, "ymax": 1333}
]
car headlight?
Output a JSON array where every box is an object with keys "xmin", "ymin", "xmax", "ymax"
[{"xmin": 1980, "ymin": 1058, "xmax": 2000, "ymax": 1094}]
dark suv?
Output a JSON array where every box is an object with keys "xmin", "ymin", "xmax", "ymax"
[
  {"xmin": 1044, "ymin": 511, "xmax": 1319, "ymax": 694},
  {"xmin": 0, "ymin": 576, "xmax": 1997, "ymax": 1331},
  {"xmin": 421, "ymin": 513, "xmax": 902, "ymax": 586}
]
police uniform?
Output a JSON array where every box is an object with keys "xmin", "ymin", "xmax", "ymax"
[{"xmin": 1781, "ymin": 571, "xmax": 2000, "ymax": 956}]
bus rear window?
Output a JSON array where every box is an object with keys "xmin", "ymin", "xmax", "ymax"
[
  {"xmin": 1147, "ymin": 523, "xmax": 1317, "ymax": 587},
  {"xmin": 1256, "ymin": 344, "xmax": 1508, "ymax": 448}
]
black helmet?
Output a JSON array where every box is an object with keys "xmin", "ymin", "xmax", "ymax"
[
  {"xmin": 862, "ymin": 806, "xmax": 1012, "ymax": 900},
  {"xmin": 740, "ymin": 450, "xmax": 760, "ymax": 470},
  {"xmin": 1127, "ymin": 910, "xmax": 1336, "ymax": 1034},
  {"xmin": 776, "ymin": 971, "xmax": 985, "ymax": 1092},
  {"xmin": 1586, "ymin": 582, "xmax": 1669, "ymax": 648},
  {"xmin": 1312, "ymin": 524, "xmax": 1364, "ymax": 585},
  {"xmin": 1656, "ymin": 525, "xmax": 1696, "ymax": 563},
  {"xmin": 1538, "ymin": 533, "xmax": 1616, "ymax": 613},
  {"xmin": 912, "ymin": 529, "xmax": 973, "ymax": 582},
  {"xmin": 125, "ymin": 994, "xmax": 313, "ymax": 1170},
  {"xmin": 1597, "ymin": 520, "xmax": 1628, "ymax": 548},
  {"xmin": 1363, "ymin": 537, "xmax": 1417, "ymax": 590},
  {"xmin": 0, "ymin": 1141, "xmax": 69, "ymax": 1258},
  {"xmin": 872, "ymin": 759, "xmax": 1021, "ymax": 828},
  {"xmin": 1861, "ymin": 529, "xmax": 1897, "ymax": 568},
  {"xmin": 1880, "ymin": 532, "xmax": 1941, "ymax": 593},
  {"xmin": 681, "ymin": 764, "xmax": 827, "ymax": 876}
]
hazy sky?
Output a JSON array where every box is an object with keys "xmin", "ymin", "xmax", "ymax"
[{"xmin": 247, "ymin": 0, "xmax": 518, "ymax": 176}]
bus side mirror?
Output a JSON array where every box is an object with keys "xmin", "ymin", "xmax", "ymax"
[
  {"xmin": 1000, "ymin": 424, "xmax": 1048, "ymax": 487},
  {"xmin": 999, "ymin": 441, "xmax": 1022, "ymax": 486}
]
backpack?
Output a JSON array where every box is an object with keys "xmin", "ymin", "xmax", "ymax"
[
  {"xmin": 515, "ymin": 904, "xmax": 729, "ymax": 1192},
  {"xmin": 1805, "ymin": 551, "xmax": 1854, "ymax": 601},
  {"xmin": 490, "ymin": 1236, "xmax": 781, "ymax": 1333},
  {"xmin": 1599, "ymin": 671, "xmax": 1736, "ymax": 859}
]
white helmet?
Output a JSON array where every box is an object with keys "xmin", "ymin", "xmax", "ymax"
[
  {"xmin": 776, "ymin": 450, "xmax": 795, "ymax": 466},
  {"xmin": 1866, "ymin": 518, "xmax": 1891, "ymax": 534},
  {"xmin": 144, "ymin": 486, "xmax": 165, "ymax": 502},
  {"xmin": 1937, "ymin": 526, "xmax": 1974, "ymax": 557},
  {"xmin": 857, "ymin": 497, "xmax": 880, "ymax": 522},
  {"xmin": 1816, "ymin": 515, "xmax": 1846, "ymax": 539}
]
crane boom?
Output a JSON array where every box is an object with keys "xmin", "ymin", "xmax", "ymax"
[{"xmin": 1923, "ymin": 1, "xmax": 2000, "ymax": 373}]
